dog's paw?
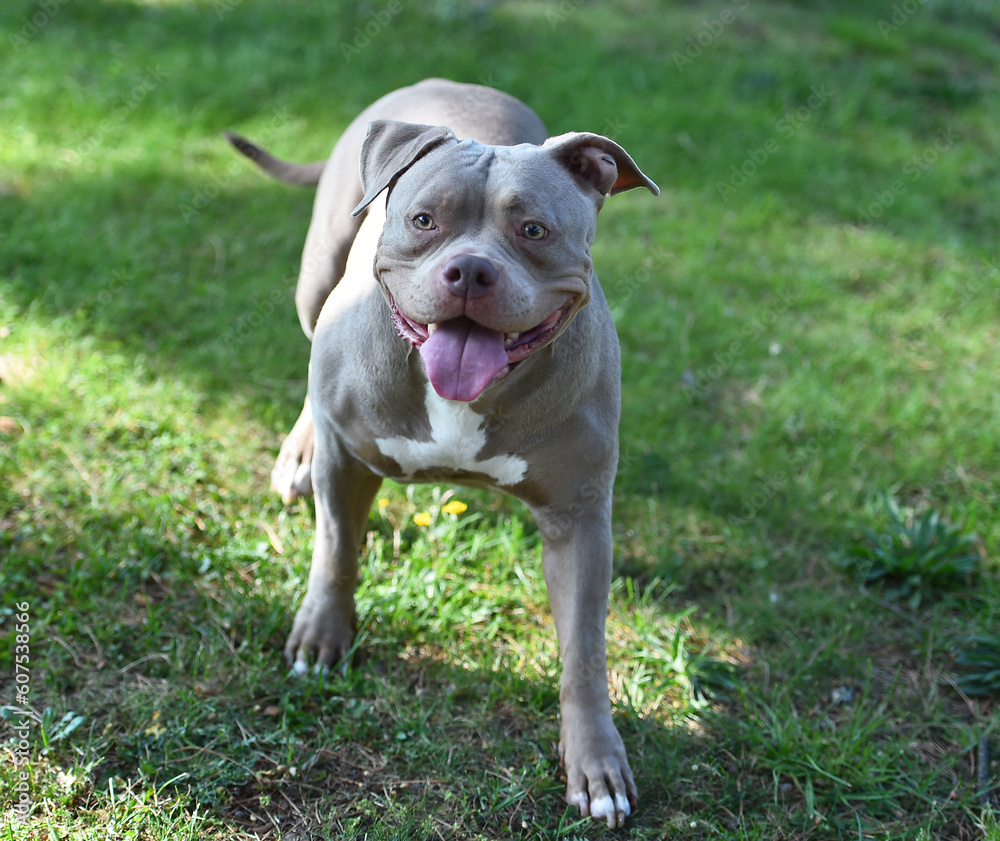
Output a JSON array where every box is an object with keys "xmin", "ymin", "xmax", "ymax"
[
  {"xmin": 272, "ymin": 401, "xmax": 315, "ymax": 504},
  {"xmin": 570, "ymin": 789, "xmax": 632, "ymax": 829},
  {"xmin": 284, "ymin": 594, "xmax": 356, "ymax": 673},
  {"xmin": 561, "ymin": 725, "xmax": 638, "ymax": 828}
]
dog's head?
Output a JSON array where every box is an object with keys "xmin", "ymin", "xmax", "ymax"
[{"xmin": 351, "ymin": 120, "xmax": 659, "ymax": 402}]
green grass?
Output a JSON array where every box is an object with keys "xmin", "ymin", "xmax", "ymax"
[
  {"xmin": 849, "ymin": 491, "xmax": 981, "ymax": 608},
  {"xmin": 2, "ymin": 0, "xmax": 1000, "ymax": 838}
]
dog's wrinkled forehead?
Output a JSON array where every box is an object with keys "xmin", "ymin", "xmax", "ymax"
[
  {"xmin": 393, "ymin": 140, "xmax": 596, "ymax": 227},
  {"xmin": 390, "ymin": 138, "xmax": 496, "ymax": 203},
  {"xmin": 351, "ymin": 119, "xmax": 659, "ymax": 219}
]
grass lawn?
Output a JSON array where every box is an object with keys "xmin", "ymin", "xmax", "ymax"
[{"xmin": 2, "ymin": 0, "xmax": 999, "ymax": 838}]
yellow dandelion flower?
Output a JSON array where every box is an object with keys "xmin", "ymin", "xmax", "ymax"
[
  {"xmin": 442, "ymin": 500, "xmax": 468, "ymax": 515},
  {"xmin": 413, "ymin": 512, "xmax": 432, "ymax": 527},
  {"xmin": 144, "ymin": 711, "xmax": 165, "ymax": 738},
  {"xmin": 378, "ymin": 498, "xmax": 389, "ymax": 509}
]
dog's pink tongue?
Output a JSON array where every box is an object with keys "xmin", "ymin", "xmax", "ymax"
[{"xmin": 419, "ymin": 317, "xmax": 507, "ymax": 401}]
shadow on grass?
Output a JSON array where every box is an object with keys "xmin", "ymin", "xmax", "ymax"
[
  {"xmin": 27, "ymin": 620, "xmax": 971, "ymax": 840},
  {"xmin": 30, "ymin": 630, "xmax": 736, "ymax": 838}
]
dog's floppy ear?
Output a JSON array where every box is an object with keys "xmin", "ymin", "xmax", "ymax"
[
  {"xmin": 543, "ymin": 132, "xmax": 659, "ymax": 198},
  {"xmin": 351, "ymin": 120, "xmax": 457, "ymax": 217}
]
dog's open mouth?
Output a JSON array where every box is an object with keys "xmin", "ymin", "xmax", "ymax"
[{"xmin": 388, "ymin": 294, "xmax": 577, "ymax": 402}]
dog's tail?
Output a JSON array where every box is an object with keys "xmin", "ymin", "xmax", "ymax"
[{"xmin": 223, "ymin": 132, "xmax": 326, "ymax": 187}]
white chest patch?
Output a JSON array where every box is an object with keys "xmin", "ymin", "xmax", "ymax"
[{"xmin": 375, "ymin": 387, "xmax": 528, "ymax": 487}]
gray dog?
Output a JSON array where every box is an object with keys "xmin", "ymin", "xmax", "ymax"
[{"xmin": 227, "ymin": 78, "xmax": 658, "ymax": 827}]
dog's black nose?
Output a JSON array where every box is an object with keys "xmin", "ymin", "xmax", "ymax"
[{"xmin": 441, "ymin": 255, "xmax": 499, "ymax": 298}]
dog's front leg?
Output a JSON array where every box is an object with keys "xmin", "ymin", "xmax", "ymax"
[
  {"xmin": 285, "ymin": 432, "xmax": 382, "ymax": 672},
  {"xmin": 534, "ymin": 496, "xmax": 637, "ymax": 828}
]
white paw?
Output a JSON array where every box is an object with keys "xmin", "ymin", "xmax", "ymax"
[
  {"xmin": 288, "ymin": 659, "xmax": 330, "ymax": 679},
  {"xmin": 572, "ymin": 791, "xmax": 630, "ymax": 828},
  {"xmin": 272, "ymin": 456, "xmax": 312, "ymax": 504},
  {"xmin": 291, "ymin": 460, "xmax": 311, "ymax": 497}
]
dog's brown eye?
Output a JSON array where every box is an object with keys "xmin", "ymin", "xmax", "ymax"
[
  {"xmin": 522, "ymin": 222, "xmax": 548, "ymax": 240},
  {"xmin": 413, "ymin": 213, "xmax": 436, "ymax": 230}
]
